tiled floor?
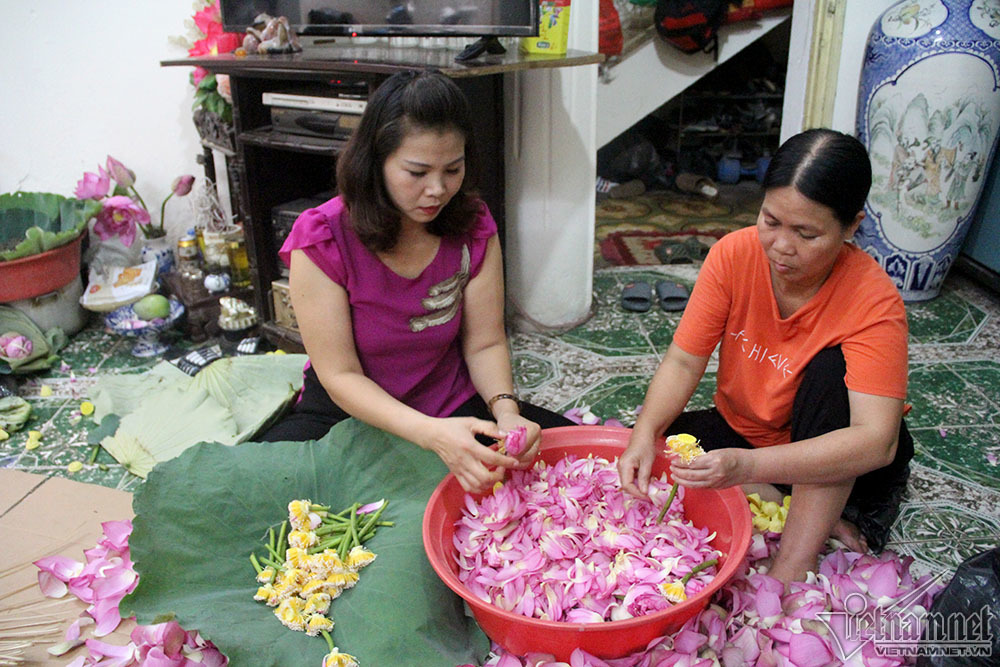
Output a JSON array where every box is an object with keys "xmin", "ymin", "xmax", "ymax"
[
  {"xmin": 3, "ymin": 236, "xmax": 999, "ymax": 581},
  {"xmin": 512, "ymin": 265, "xmax": 1000, "ymax": 579}
]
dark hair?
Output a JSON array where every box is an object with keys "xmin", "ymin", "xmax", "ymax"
[
  {"xmin": 762, "ymin": 128, "xmax": 872, "ymax": 227},
  {"xmin": 336, "ymin": 69, "xmax": 480, "ymax": 252}
]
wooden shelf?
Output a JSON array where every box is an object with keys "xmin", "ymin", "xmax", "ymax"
[{"xmin": 239, "ymin": 127, "xmax": 348, "ymax": 154}]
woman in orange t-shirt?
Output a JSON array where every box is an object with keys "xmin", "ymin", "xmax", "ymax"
[{"xmin": 618, "ymin": 129, "xmax": 913, "ymax": 585}]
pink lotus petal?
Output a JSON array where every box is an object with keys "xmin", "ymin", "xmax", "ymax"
[
  {"xmin": 89, "ymin": 597, "xmax": 124, "ymax": 636},
  {"xmin": 562, "ymin": 408, "xmax": 584, "ymax": 425},
  {"xmin": 987, "ymin": 452, "xmax": 998, "ymax": 466},
  {"xmin": 34, "ymin": 555, "xmax": 84, "ymax": 598},
  {"xmin": 357, "ymin": 499, "xmax": 385, "ymax": 514},
  {"xmin": 100, "ymin": 520, "xmax": 133, "ymax": 551},
  {"xmin": 84, "ymin": 637, "xmax": 136, "ymax": 660},
  {"xmin": 673, "ymin": 628, "xmax": 707, "ymax": 654},
  {"xmin": 603, "ymin": 419, "xmax": 624, "ymax": 429},
  {"xmin": 505, "ymin": 426, "xmax": 528, "ymax": 456},
  {"xmin": 786, "ymin": 631, "xmax": 834, "ymax": 667}
]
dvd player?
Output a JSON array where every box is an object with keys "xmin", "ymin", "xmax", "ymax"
[{"xmin": 270, "ymin": 107, "xmax": 361, "ymax": 139}]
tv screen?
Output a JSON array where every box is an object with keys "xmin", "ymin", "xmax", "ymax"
[{"xmin": 220, "ymin": 1, "xmax": 539, "ymax": 38}]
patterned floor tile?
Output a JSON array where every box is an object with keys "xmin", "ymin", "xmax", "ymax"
[
  {"xmin": 889, "ymin": 501, "xmax": 1000, "ymax": 574},
  {"xmin": 907, "ymin": 290, "xmax": 989, "ymax": 346},
  {"xmin": 910, "ymin": 425, "xmax": 1000, "ymax": 491},
  {"xmin": 906, "ymin": 361, "xmax": 1000, "ymax": 430}
]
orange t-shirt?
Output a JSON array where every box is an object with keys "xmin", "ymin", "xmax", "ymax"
[{"xmin": 672, "ymin": 226, "xmax": 908, "ymax": 448}]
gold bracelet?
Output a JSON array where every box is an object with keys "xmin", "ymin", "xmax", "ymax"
[{"xmin": 487, "ymin": 393, "xmax": 519, "ymax": 414}]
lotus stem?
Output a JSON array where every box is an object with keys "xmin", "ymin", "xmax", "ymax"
[{"xmin": 657, "ymin": 482, "xmax": 679, "ymax": 523}]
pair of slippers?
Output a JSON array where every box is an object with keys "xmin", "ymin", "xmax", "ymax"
[{"xmin": 621, "ymin": 280, "xmax": 689, "ymax": 312}]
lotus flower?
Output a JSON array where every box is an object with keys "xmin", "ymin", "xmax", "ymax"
[{"xmin": 75, "ymin": 166, "xmax": 110, "ymax": 200}]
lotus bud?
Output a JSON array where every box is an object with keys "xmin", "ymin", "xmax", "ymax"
[
  {"xmin": 3, "ymin": 335, "xmax": 33, "ymax": 359},
  {"xmin": 171, "ymin": 174, "xmax": 195, "ymax": 197},
  {"xmin": 105, "ymin": 155, "xmax": 135, "ymax": 188},
  {"xmin": 0, "ymin": 331, "xmax": 18, "ymax": 349}
]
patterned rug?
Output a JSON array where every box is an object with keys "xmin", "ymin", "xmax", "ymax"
[{"xmin": 595, "ymin": 184, "xmax": 764, "ymax": 267}]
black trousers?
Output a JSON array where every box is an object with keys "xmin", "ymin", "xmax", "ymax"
[
  {"xmin": 258, "ymin": 365, "xmax": 574, "ymax": 443},
  {"xmin": 666, "ymin": 346, "xmax": 913, "ymax": 552}
]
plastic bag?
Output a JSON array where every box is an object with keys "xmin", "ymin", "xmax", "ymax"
[{"xmin": 917, "ymin": 546, "xmax": 1000, "ymax": 666}]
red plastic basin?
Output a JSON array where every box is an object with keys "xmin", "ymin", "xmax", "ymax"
[
  {"xmin": 0, "ymin": 233, "xmax": 83, "ymax": 302},
  {"xmin": 422, "ymin": 425, "xmax": 752, "ymax": 661}
]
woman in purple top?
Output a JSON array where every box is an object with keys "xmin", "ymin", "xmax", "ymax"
[{"xmin": 260, "ymin": 70, "xmax": 572, "ymax": 492}]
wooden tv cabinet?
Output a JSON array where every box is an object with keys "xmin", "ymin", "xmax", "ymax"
[{"xmin": 163, "ymin": 44, "xmax": 601, "ymax": 351}]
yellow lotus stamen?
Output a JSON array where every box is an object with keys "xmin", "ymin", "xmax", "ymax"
[
  {"xmin": 747, "ymin": 493, "xmax": 791, "ymax": 533},
  {"xmin": 40, "ymin": 385, "xmax": 53, "ymax": 397},
  {"xmin": 287, "ymin": 499, "xmax": 313, "ymax": 530},
  {"xmin": 275, "ymin": 598, "xmax": 306, "ymax": 631},
  {"xmin": 346, "ymin": 545, "xmax": 377, "ymax": 572},
  {"xmin": 327, "ymin": 571, "xmax": 359, "ymax": 590},
  {"xmin": 254, "ymin": 584, "xmax": 275, "ymax": 602},
  {"xmin": 67, "ymin": 461, "xmax": 83, "ymax": 473},
  {"xmin": 303, "ymin": 592, "xmax": 331, "ymax": 615},
  {"xmin": 305, "ymin": 613, "xmax": 334, "ymax": 636},
  {"xmin": 322, "ymin": 648, "xmax": 359, "ymax": 667},
  {"xmin": 79, "ymin": 401, "xmax": 95, "ymax": 416},
  {"xmin": 256, "ymin": 566, "xmax": 276, "ymax": 584},
  {"xmin": 288, "ymin": 530, "xmax": 318, "ymax": 549},
  {"xmin": 660, "ymin": 580, "xmax": 687, "ymax": 603}
]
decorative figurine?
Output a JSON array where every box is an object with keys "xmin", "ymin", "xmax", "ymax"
[
  {"xmin": 204, "ymin": 273, "xmax": 231, "ymax": 294},
  {"xmin": 242, "ymin": 14, "xmax": 302, "ymax": 54}
]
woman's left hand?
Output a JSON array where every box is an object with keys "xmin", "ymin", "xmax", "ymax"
[
  {"xmin": 496, "ymin": 413, "xmax": 541, "ymax": 468},
  {"xmin": 670, "ymin": 448, "xmax": 753, "ymax": 488}
]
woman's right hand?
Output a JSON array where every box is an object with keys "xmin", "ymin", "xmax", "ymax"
[
  {"xmin": 618, "ymin": 430, "xmax": 658, "ymax": 499},
  {"xmin": 424, "ymin": 417, "xmax": 520, "ymax": 494}
]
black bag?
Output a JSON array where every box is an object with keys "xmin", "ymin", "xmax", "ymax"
[{"xmin": 654, "ymin": 0, "xmax": 732, "ymax": 55}]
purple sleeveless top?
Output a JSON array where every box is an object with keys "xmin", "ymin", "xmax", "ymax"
[{"xmin": 279, "ymin": 196, "xmax": 497, "ymax": 417}]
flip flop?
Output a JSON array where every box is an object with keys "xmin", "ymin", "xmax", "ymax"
[
  {"xmin": 621, "ymin": 281, "xmax": 653, "ymax": 312},
  {"xmin": 655, "ymin": 280, "xmax": 690, "ymax": 312}
]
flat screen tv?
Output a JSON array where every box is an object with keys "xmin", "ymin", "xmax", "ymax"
[{"xmin": 220, "ymin": 1, "xmax": 539, "ymax": 38}]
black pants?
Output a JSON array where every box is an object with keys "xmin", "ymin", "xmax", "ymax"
[
  {"xmin": 258, "ymin": 365, "xmax": 574, "ymax": 443},
  {"xmin": 666, "ymin": 346, "xmax": 913, "ymax": 552}
]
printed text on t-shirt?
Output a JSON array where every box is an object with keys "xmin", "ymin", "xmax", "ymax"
[{"xmin": 729, "ymin": 329, "xmax": 794, "ymax": 378}]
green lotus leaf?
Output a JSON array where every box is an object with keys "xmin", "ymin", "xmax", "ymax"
[
  {"xmin": 0, "ymin": 192, "xmax": 100, "ymax": 260},
  {"xmin": 122, "ymin": 420, "xmax": 489, "ymax": 666}
]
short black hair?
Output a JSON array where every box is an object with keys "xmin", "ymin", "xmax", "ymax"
[
  {"xmin": 336, "ymin": 69, "xmax": 481, "ymax": 252},
  {"xmin": 762, "ymin": 128, "xmax": 872, "ymax": 227}
]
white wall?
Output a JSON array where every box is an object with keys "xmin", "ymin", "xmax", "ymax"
[
  {"xmin": 0, "ymin": 0, "xmax": 204, "ymax": 239},
  {"xmin": 781, "ymin": 0, "xmax": 897, "ymax": 138}
]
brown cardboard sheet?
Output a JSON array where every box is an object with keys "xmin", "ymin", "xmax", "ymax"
[{"xmin": 0, "ymin": 470, "xmax": 135, "ymax": 664}]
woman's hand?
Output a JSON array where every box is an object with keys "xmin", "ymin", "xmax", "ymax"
[
  {"xmin": 669, "ymin": 448, "xmax": 753, "ymax": 489},
  {"xmin": 618, "ymin": 430, "xmax": 658, "ymax": 499},
  {"xmin": 496, "ymin": 413, "xmax": 542, "ymax": 468},
  {"xmin": 425, "ymin": 416, "xmax": 519, "ymax": 494}
]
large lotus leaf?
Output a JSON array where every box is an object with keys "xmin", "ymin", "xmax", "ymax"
[
  {"xmin": 99, "ymin": 386, "xmax": 238, "ymax": 478},
  {"xmin": 122, "ymin": 420, "xmax": 489, "ymax": 666},
  {"xmin": 0, "ymin": 192, "xmax": 100, "ymax": 260}
]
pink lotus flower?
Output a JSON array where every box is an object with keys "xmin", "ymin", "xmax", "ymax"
[
  {"xmin": 106, "ymin": 155, "xmax": 135, "ymax": 189},
  {"xmin": 93, "ymin": 196, "xmax": 147, "ymax": 248},
  {"xmin": 75, "ymin": 166, "xmax": 111, "ymax": 200}
]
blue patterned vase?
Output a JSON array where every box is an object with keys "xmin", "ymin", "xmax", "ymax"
[
  {"xmin": 141, "ymin": 235, "xmax": 175, "ymax": 275},
  {"xmin": 855, "ymin": 0, "xmax": 1000, "ymax": 301}
]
